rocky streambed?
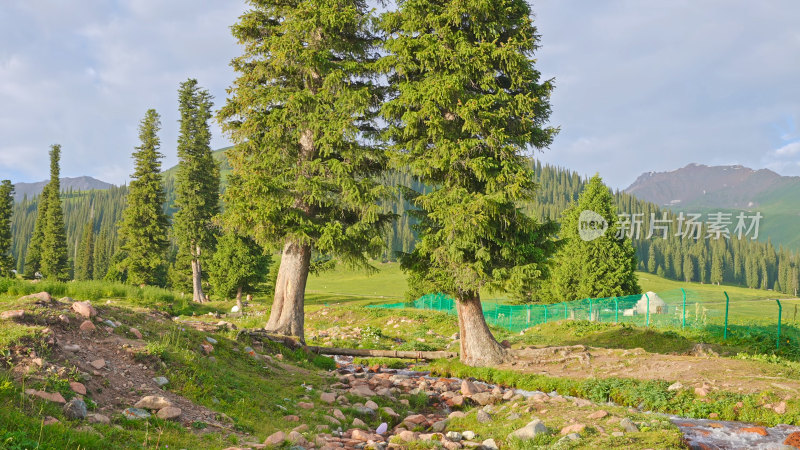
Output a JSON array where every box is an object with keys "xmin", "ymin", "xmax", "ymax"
[{"xmin": 274, "ymin": 356, "xmax": 800, "ymax": 450}]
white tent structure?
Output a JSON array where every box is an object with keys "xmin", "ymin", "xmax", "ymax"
[{"xmin": 635, "ymin": 291, "xmax": 666, "ymax": 315}]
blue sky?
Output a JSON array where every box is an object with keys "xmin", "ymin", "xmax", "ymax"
[{"xmin": 1, "ymin": 0, "xmax": 798, "ymax": 190}]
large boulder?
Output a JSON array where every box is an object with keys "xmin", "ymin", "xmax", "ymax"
[{"xmin": 635, "ymin": 291, "xmax": 666, "ymax": 315}]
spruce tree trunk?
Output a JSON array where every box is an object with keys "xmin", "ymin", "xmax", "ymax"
[
  {"xmin": 191, "ymin": 244, "xmax": 205, "ymax": 303},
  {"xmin": 456, "ymin": 291, "xmax": 507, "ymax": 366},
  {"xmin": 236, "ymin": 286, "xmax": 243, "ymax": 311},
  {"xmin": 264, "ymin": 240, "xmax": 311, "ymax": 342}
]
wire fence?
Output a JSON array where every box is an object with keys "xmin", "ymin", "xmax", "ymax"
[{"xmin": 369, "ymin": 289, "xmax": 797, "ymax": 349}]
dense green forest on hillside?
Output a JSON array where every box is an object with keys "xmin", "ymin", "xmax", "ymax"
[{"xmin": 8, "ymin": 156, "xmax": 800, "ymax": 298}]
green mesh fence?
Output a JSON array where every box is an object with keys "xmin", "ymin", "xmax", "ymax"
[{"xmin": 368, "ymin": 288, "xmax": 792, "ymax": 348}]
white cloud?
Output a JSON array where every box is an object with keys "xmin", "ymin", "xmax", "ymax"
[{"xmin": 773, "ymin": 141, "xmax": 800, "ymax": 157}]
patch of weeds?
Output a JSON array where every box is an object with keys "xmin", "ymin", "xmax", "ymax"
[
  {"xmin": 192, "ymin": 421, "xmax": 208, "ymax": 430},
  {"xmin": 310, "ymin": 355, "xmax": 336, "ymax": 370}
]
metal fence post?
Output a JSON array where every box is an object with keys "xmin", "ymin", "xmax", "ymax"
[
  {"xmin": 527, "ymin": 305, "xmax": 531, "ymax": 325},
  {"xmin": 589, "ymin": 298, "xmax": 593, "ymax": 322},
  {"xmin": 777, "ymin": 299, "xmax": 783, "ymax": 350},
  {"xmin": 723, "ymin": 291, "xmax": 730, "ymax": 340},
  {"xmin": 614, "ymin": 297, "xmax": 618, "ymax": 323},
  {"xmin": 681, "ymin": 288, "xmax": 686, "ymax": 328},
  {"xmin": 544, "ymin": 305, "xmax": 548, "ymax": 324},
  {"xmin": 645, "ymin": 293, "xmax": 650, "ymax": 327},
  {"xmin": 564, "ymin": 303, "xmax": 568, "ymax": 320}
]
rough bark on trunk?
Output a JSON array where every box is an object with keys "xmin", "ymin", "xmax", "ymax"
[
  {"xmin": 235, "ymin": 286, "xmax": 243, "ymax": 311},
  {"xmin": 456, "ymin": 291, "xmax": 507, "ymax": 366},
  {"xmin": 191, "ymin": 244, "xmax": 205, "ymax": 303},
  {"xmin": 264, "ymin": 240, "xmax": 311, "ymax": 342}
]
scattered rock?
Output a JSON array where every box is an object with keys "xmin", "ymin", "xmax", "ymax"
[
  {"xmin": 476, "ymin": 410, "xmax": 492, "ymax": 423},
  {"xmin": 512, "ymin": 419, "xmax": 548, "ymax": 440},
  {"xmin": 449, "ymin": 411, "xmax": 466, "ymax": 419},
  {"xmin": 396, "ymin": 430, "xmax": 418, "ymax": 442},
  {"xmin": 320, "ymin": 392, "xmax": 336, "ymax": 404},
  {"xmin": 482, "ymin": 438, "xmax": 498, "ymax": 449},
  {"xmin": 382, "ymin": 406, "xmax": 399, "ymax": 417},
  {"xmin": 667, "ymin": 381, "xmax": 683, "ymax": 391},
  {"xmin": 284, "ymin": 415, "xmax": 301, "ymax": 422},
  {"xmin": 587, "ymin": 410, "xmax": 608, "ymax": 420},
  {"xmin": 353, "ymin": 418, "xmax": 367, "ymax": 427},
  {"xmin": 265, "ymin": 431, "xmax": 286, "ymax": 446},
  {"xmin": 200, "ymin": 343, "xmax": 214, "ymax": 355},
  {"xmin": 153, "ymin": 376, "xmax": 169, "ymax": 387},
  {"xmin": 71, "ymin": 301, "xmax": 97, "ymax": 318},
  {"xmin": 62, "ymin": 344, "xmax": 80, "ymax": 352},
  {"xmin": 287, "ymin": 431, "xmax": 308, "ymax": 446},
  {"xmin": 461, "ymin": 380, "xmax": 479, "ymax": 395},
  {"xmin": 122, "ymin": 408, "xmax": 151, "ymax": 420},
  {"xmin": 63, "ymin": 398, "xmax": 87, "ymax": 420},
  {"xmin": 87, "ymin": 413, "xmax": 110, "ymax": 424},
  {"xmin": 333, "ymin": 409, "xmax": 346, "ymax": 421},
  {"xmin": 741, "ymin": 427, "xmax": 768, "ymax": 436},
  {"xmin": 69, "ymin": 382, "xmax": 87, "ymax": 395},
  {"xmin": 376, "ymin": 422, "xmax": 388, "ymax": 434},
  {"xmin": 784, "ymin": 431, "xmax": 800, "ymax": 448},
  {"xmin": 134, "ymin": 395, "xmax": 173, "ymax": 410},
  {"xmin": 89, "ymin": 359, "xmax": 105, "ymax": 370},
  {"xmin": 445, "ymin": 431, "xmax": 462, "ymax": 441},
  {"xmin": 79, "ymin": 320, "xmax": 96, "ymax": 333},
  {"xmin": 431, "ymin": 419, "xmax": 449, "ymax": 432},
  {"xmin": 1, "ymin": 310, "xmax": 25, "ymax": 320},
  {"xmin": 156, "ymin": 406, "xmax": 182, "ymax": 420},
  {"xmin": 365, "ymin": 400, "xmax": 379, "ymax": 410},
  {"xmin": 471, "ymin": 392, "xmax": 496, "ymax": 406},
  {"xmin": 560, "ymin": 423, "xmax": 586, "ymax": 435},
  {"xmin": 297, "ymin": 401, "xmax": 314, "ymax": 409},
  {"xmin": 129, "ymin": 327, "xmax": 143, "ymax": 339},
  {"xmin": 205, "ymin": 336, "xmax": 218, "ymax": 345},
  {"xmin": 350, "ymin": 384, "xmax": 376, "ymax": 397},
  {"xmin": 25, "ymin": 389, "xmax": 66, "ymax": 404},
  {"xmin": 694, "ymin": 387, "xmax": 709, "ymax": 397},
  {"xmin": 103, "ymin": 319, "xmax": 117, "ymax": 328},
  {"xmin": 43, "ymin": 416, "xmax": 59, "ymax": 426},
  {"xmin": 619, "ymin": 418, "xmax": 639, "ymax": 433},
  {"xmin": 20, "ymin": 292, "xmax": 52, "ymax": 303},
  {"xmin": 775, "ymin": 401, "xmax": 787, "ymax": 415}
]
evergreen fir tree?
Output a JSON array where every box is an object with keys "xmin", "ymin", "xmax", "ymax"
[
  {"xmin": 209, "ymin": 232, "xmax": 272, "ymax": 309},
  {"xmin": 0, "ymin": 180, "xmax": 14, "ymax": 277},
  {"xmin": 549, "ymin": 175, "xmax": 640, "ymax": 302},
  {"xmin": 117, "ymin": 110, "xmax": 170, "ymax": 286},
  {"xmin": 92, "ymin": 229, "xmax": 110, "ymax": 280},
  {"xmin": 172, "ymin": 78, "xmax": 220, "ymax": 303},
  {"xmin": 40, "ymin": 145, "xmax": 70, "ymax": 281},
  {"xmin": 218, "ymin": 0, "xmax": 391, "ymax": 341},
  {"xmin": 382, "ymin": 0, "xmax": 559, "ymax": 366},
  {"xmin": 75, "ymin": 221, "xmax": 95, "ymax": 281}
]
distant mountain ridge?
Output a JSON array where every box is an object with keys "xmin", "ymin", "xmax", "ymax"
[
  {"xmin": 625, "ymin": 163, "xmax": 800, "ymax": 249},
  {"xmin": 13, "ymin": 176, "xmax": 114, "ymax": 201},
  {"xmin": 625, "ymin": 163, "xmax": 800, "ymax": 209}
]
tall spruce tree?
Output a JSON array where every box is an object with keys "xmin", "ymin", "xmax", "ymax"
[
  {"xmin": 0, "ymin": 180, "xmax": 14, "ymax": 277},
  {"xmin": 40, "ymin": 145, "xmax": 70, "ymax": 281},
  {"xmin": 173, "ymin": 79, "xmax": 220, "ymax": 302},
  {"xmin": 209, "ymin": 232, "xmax": 272, "ymax": 309},
  {"xmin": 75, "ymin": 221, "xmax": 95, "ymax": 281},
  {"xmin": 117, "ymin": 110, "xmax": 170, "ymax": 286},
  {"xmin": 548, "ymin": 175, "xmax": 640, "ymax": 302},
  {"xmin": 381, "ymin": 0, "xmax": 559, "ymax": 366},
  {"xmin": 218, "ymin": 0, "xmax": 391, "ymax": 341}
]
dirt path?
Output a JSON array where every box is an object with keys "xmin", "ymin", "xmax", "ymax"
[{"xmin": 503, "ymin": 345, "xmax": 800, "ymax": 396}]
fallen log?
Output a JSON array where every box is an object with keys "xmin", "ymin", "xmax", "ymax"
[
  {"xmin": 307, "ymin": 346, "xmax": 457, "ymax": 360},
  {"xmin": 236, "ymin": 329, "xmax": 457, "ymax": 360}
]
